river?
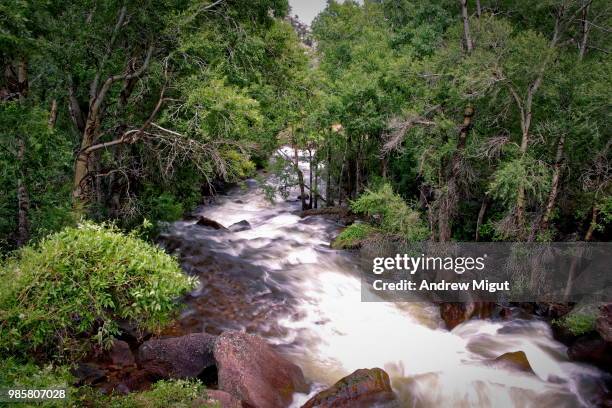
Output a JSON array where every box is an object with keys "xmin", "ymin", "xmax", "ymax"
[{"xmin": 159, "ymin": 149, "xmax": 607, "ymax": 407}]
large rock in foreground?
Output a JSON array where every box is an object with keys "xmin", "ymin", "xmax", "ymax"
[
  {"xmin": 214, "ymin": 330, "xmax": 308, "ymax": 408},
  {"xmin": 138, "ymin": 333, "xmax": 216, "ymax": 379},
  {"xmin": 301, "ymin": 368, "xmax": 397, "ymax": 408},
  {"xmin": 493, "ymin": 351, "xmax": 535, "ymax": 374}
]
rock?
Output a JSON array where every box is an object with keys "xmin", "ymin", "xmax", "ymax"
[
  {"xmin": 116, "ymin": 319, "xmax": 152, "ymax": 346},
  {"xmin": 138, "ymin": 333, "xmax": 217, "ymax": 379},
  {"xmin": 228, "ymin": 220, "xmax": 251, "ymax": 232},
  {"xmin": 493, "ymin": 351, "xmax": 535, "ymax": 374},
  {"xmin": 301, "ymin": 368, "xmax": 397, "ymax": 408},
  {"xmin": 196, "ymin": 217, "xmax": 227, "ymax": 230},
  {"xmin": 535, "ymin": 302, "xmax": 574, "ymax": 318},
  {"xmin": 197, "ymin": 390, "xmax": 243, "ymax": 408},
  {"xmin": 214, "ymin": 330, "xmax": 308, "ymax": 408},
  {"xmin": 567, "ymin": 334, "xmax": 612, "ymax": 372},
  {"xmin": 439, "ymin": 302, "xmax": 494, "ymax": 330},
  {"xmin": 72, "ymin": 363, "xmax": 107, "ymax": 386},
  {"xmin": 108, "ymin": 339, "xmax": 135, "ymax": 367},
  {"xmin": 596, "ymin": 304, "xmax": 612, "ymax": 342}
]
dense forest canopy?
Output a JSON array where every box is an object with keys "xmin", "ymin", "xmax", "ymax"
[{"xmin": 0, "ymin": 0, "xmax": 610, "ymax": 253}]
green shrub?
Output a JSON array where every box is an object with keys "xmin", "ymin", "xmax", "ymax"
[
  {"xmin": 0, "ymin": 222, "xmax": 197, "ymax": 362},
  {"xmin": 350, "ymin": 184, "xmax": 429, "ymax": 241},
  {"xmin": 553, "ymin": 313, "xmax": 597, "ymax": 336},
  {"xmin": 103, "ymin": 380, "xmax": 215, "ymax": 408},
  {"xmin": 331, "ymin": 223, "xmax": 379, "ymax": 249}
]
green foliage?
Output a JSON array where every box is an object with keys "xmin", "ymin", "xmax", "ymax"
[
  {"xmin": 489, "ymin": 156, "xmax": 551, "ymax": 206},
  {"xmin": 553, "ymin": 313, "xmax": 597, "ymax": 336},
  {"xmin": 102, "ymin": 379, "xmax": 213, "ymax": 408},
  {"xmin": 331, "ymin": 223, "xmax": 379, "ymax": 249},
  {"xmin": 0, "ymin": 359, "xmax": 75, "ymax": 408},
  {"xmin": 0, "ymin": 102, "xmax": 74, "ymax": 252},
  {"xmin": 0, "ymin": 222, "xmax": 196, "ymax": 362},
  {"xmin": 351, "ymin": 184, "xmax": 429, "ymax": 241}
]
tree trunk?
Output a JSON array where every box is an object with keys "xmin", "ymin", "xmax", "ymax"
[
  {"xmin": 579, "ymin": 1, "xmax": 591, "ymax": 60},
  {"xmin": 459, "ymin": 0, "xmax": 473, "ymax": 53},
  {"xmin": 48, "ymin": 99, "xmax": 58, "ymax": 129},
  {"xmin": 476, "ymin": 0, "xmax": 482, "ymax": 17},
  {"xmin": 17, "ymin": 57, "xmax": 28, "ymax": 101},
  {"xmin": 529, "ymin": 134, "xmax": 565, "ymax": 241},
  {"xmin": 475, "ymin": 194, "xmax": 489, "ymax": 241},
  {"xmin": 438, "ymin": 106, "xmax": 475, "ymax": 242},
  {"xmin": 584, "ymin": 205, "xmax": 598, "ymax": 241},
  {"xmin": 308, "ymin": 148, "xmax": 313, "ymax": 209},
  {"xmin": 294, "ymin": 146, "xmax": 307, "ymax": 210},
  {"xmin": 16, "ymin": 139, "xmax": 29, "ymax": 247},
  {"xmin": 68, "ymin": 82, "xmax": 86, "ymax": 133},
  {"xmin": 326, "ymin": 141, "xmax": 333, "ymax": 206}
]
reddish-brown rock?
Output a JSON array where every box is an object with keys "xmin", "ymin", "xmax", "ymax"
[
  {"xmin": 439, "ymin": 302, "xmax": 494, "ymax": 330},
  {"xmin": 301, "ymin": 368, "xmax": 397, "ymax": 408},
  {"xmin": 568, "ymin": 334, "xmax": 612, "ymax": 371},
  {"xmin": 108, "ymin": 339, "xmax": 135, "ymax": 367},
  {"xmin": 196, "ymin": 217, "xmax": 227, "ymax": 230},
  {"xmin": 138, "ymin": 333, "xmax": 217, "ymax": 379},
  {"xmin": 195, "ymin": 390, "xmax": 244, "ymax": 408},
  {"xmin": 214, "ymin": 331, "xmax": 308, "ymax": 408}
]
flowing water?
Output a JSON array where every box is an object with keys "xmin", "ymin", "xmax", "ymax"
[{"xmin": 159, "ymin": 150, "xmax": 608, "ymax": 408}]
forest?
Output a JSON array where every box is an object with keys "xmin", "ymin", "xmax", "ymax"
[{"xmin": 0, "ymin": 0, "xmax": 610, "ymax": 407}]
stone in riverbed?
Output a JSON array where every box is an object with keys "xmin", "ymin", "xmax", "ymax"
[
  {"xmin": 214, "ymin": 330, "xmax": 308, "ymax": 408},
  {"xmin": 196, "ymin": 216, "xmax": 227, "ymax": 230},
  {"xmin": 493, "ymin": 351, "xmax": 535, "ymax": 374},
  {"xmin": 228, "ymin": 220, "xmax": 251, "ymax": 232},
  {"xmin": 72, "ymin": 363, "xmax": 107, "ymax": 386},
  {"xmin": 439, "ymin": 302, "xmax": 494, "ymax": 330},
  {"xmin": 138, "ymin": 333, "xmax": 217, "ymax": 379},
  {"xmin": 301, "ymin": 368, "xmax": 397, "ymax": 408}
]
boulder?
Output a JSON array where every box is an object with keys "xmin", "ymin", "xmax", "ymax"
[
  {"xmin": 108, "ymin": 339, "xmax": 135, "ymax": 367},
  {"xmin": 439, "ymin": 302, "xmax": 494, "ymax": 330},
  {"xmin": 228, "ymin": 220, "xmax": 251, "ymax": 232},
  {"xmin": 72, "ymin": 363, "xmax": 107, "ymax": 386},
  {"xmin": 214, "ymin": 330, "xmax": 308, "ymax": 408},
  {"xmin": 493, "ymin": 351, "xmax": 535, "ymax": 374},
  {"xmin": 196, "ymin": 390, "xmax": 244, "ymax": 408},
  {"xmin": 596, "ymin": 304, "xmax": 612, "ymax": 342},
  {"xmin": 196, "ymin": 217, "xmax": 227, "ymax": 230},
  {"xmin": 138, "ymin": 333, "xmax": 217, "ymax": 379},
  {"xmin": 567, "ymin": 334, "xmax": 612, "ymax": 371},
  {"xmin": 301, "ymin": 368, "xmax": 397, "ymax": 408}
]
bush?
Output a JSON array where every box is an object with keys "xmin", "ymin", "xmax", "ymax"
[
  {"xmin": 553, "ymin": 313, "xmax": 597, "ymax": 336},
  {"xmin": 0, "ymin": 222, "xmax": 197, "ymax": 362},
  {"xmin": 102, "ymin": 380, "xmax": 215, "ymax": 408},
  {"xmin": 0, "ymin": 358, "xmax": 74, "ymax": 408},
  {"xmin": 331, "ymin": 223, "xmax": 379, "ymax": 249},
  {"xmin": 350, "ymin": 184, "xmax": 429, "ymax": 241}
]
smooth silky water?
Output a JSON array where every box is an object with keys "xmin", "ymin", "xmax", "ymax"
[{"xmin": 159, "ymin": 150, "xmax": 608, "ymax": 408}]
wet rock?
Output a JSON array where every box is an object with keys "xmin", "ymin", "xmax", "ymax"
[
  {"xmin": 493, "ymin": 351, "xmax": 535, "ymax": 374},
  {"xmin": 197, "ymin": 390, "xmax": 244, "ymax": 408},
  {"xmin": 301, "ymin": 368, "xmax": 397, "ymax": 408},
  {"xmin": 567, "ymin": 334, "xmax": 612, "ymax": 371},
  {"xmin": 196, "ymin": 217, "xmax": 227, "ymax": 230},
  {"xmin": 138, "ymin": 333, "xmax": 217, "ymax": 379},
  {"xmin": 111, "ymin": 366, "xmax": 168, "ymax": 394},
  {"xmin": 228, "ymin": 220, "xmax": 251, "ymax": 232},
  {"xmin": 439, "ymin": 302, "xmax": 494, "ymax": 330},
  {"xmin": 596, "ymin": 303, "xmax": 612, "ymax": 342},
  {"xmin": 72, "ymin": 363, "xmax": 107, "ymax": 386},
  {"xmin": 214, "ymin": 330, "xmax": 308, "ymax": 408},
  {"xmin": 108, "ymin": 339, "xmax": 135, "ymax": 367}
]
